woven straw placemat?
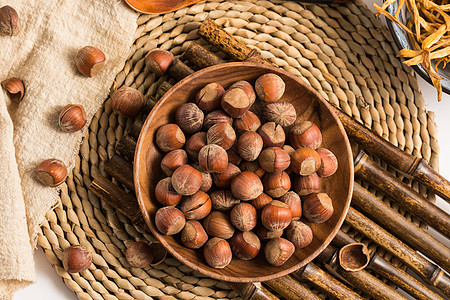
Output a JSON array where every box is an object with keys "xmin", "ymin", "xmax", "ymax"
[{"xmin": 37, "ymin": 0, "xmax": 439, "ymax": 298}]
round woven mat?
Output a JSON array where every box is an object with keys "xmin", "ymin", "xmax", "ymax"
[{"xmin": 37, "ymin": 0, "xmax": 439, "ymax": 298}]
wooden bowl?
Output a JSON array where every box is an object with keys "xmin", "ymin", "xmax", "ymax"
[{"xmin": 134, "ymin": 62, "xmax": 353, "ymax": 282}]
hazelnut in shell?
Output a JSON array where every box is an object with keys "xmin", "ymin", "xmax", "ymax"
[
  {"xmin": 155, "ymin": 177, "xmax": 182, "ymax": 206},
  {"xmin": 279, "ymin": 191, "xmax": 302, "ymax": 220},
  {"xmin": 233, "ymin": 111, "xmax": 261, "ymax": 133},
  {"xmin": 195, "ymin": 82, "xmax": 225, "ymax": 111},
  {"xmin": 230, "ymin": 202, "xmax": 257, "ymax": 232},
  {"xmin": 203, "ymin": 237, "xmax": 232, "ymax": 269},
  {"xmin": 192, "ymin": 163, "xmax": 213, "ymax": 193},
  {"xmin": 198, "ymin": 144, "xmax": 228, "ymax": 173},
  {"xmin": 261, "ymin": 200, "xmax": 292, "ymax": 231},
  {"xmin": 171, "ymin": 164, "xmax": 202, "ymax": 196},
  {"xmin": 203, "ymin": 211, "xmax": 235, "ymax": 239},
  {"xmin": 180, "ymin": 191, "xmax": 212, "ymax": 220},
  {"xmin": 154, "ymin": 206, "xmax": 186, "ymax": 235},
  {"xmin": 230, "ymin": 80, "xmax": 256, "ymax": 104},
  {"xmin": 125, "ymin": 241, "xmax": 154, "ymax": 268},
  {"xmin": 62, "ymin": 245, "xmax": 92, "ymax": 273},
  {"xmin": 0, "ymin": 5, "xmax": 20, "ymax": 36},
  {"xmin": 144, "ymin": 50, "xmax": 174, "ymax": 75},
  {"xmin": 175, "ymin": 103, "xmax": 204, "ymax": 134},
  {"xmin": 290, "ymin": 148, "xmax": 321, "ymax": 176},
  {"xmin": 303, "ymin": 193, "xmax": 334, "ymax": 223},
  {"xmin": 254, "ymin": 224, "xmax": 284, "ymax": 240},
  {"xmin": 221, "ymin": 85, "xmax": 252, "ymax": 118},
  {"xmin": 230, "ymin": 231, "xmax": 261, "ymax": 260},
  {"xmin": 316, "ymin": 148, "xmax": 338, "ymax": 177},
  {"xmin": 75, "ymin": 46, "xmax": 106, "ymax": 77},
  {"xmin": 251, "ymin": 193, "xmax": 273, "ymax": 211},
  {"xmin": 263, "ymin": 171, "xmax": 291, "ymax": 198},
  {"xmin": 203, "ymin": 109, "xmax": 233, "ymax": 130},
  {"xmin": 59, "ymin": 104, "xmax": 87, "ymax": 133},
  {"xmin": 292, "ymin": 173, "xmax": 321, "ymax": 196},
  {"xmin": 185, "ymin": 132, "xmax": 207, "ymax": 161},
  {"xmin": 230, "ymin": 171, "xmax": 264, "ymax": 201},
  {"xmin": 209, "ymin": 190, "xmax": 240, "ymax": 211},
  {"xmin": 264, "ymin": 238, "xmax": 295, "ymax": 266},
  {"xmin": 155, "ymin": 124, "xmax": 185, "ymax": 152},
  {"xmin": 35, "ymin": 158, "xmax": 68, "ymax": 187},
  {"xmin": 111, "ymin": 86, "xmax": 145, "ymax": 118},
  {"xmin": 1, "ymin": 77, "xmax": 24, "ymax": 103},
  {"xmin": 227, "ymin": 148, "xmax": 242, "ymax": 166},
  {"xmin": 289, "ymin": 121, "xmax": 322, "ymax": 149},
  {"xmin": 160, "ymin": 149, "xmax": 188, "ymax": 176},
  {"xmin": 206, "ymin": 122, "xmax": 236, "ymax": 150},
  {"xmin": 263, "ymin": 102, "xmax": 297, "ymax": 127},
  {"xmin": 258, "ymin": 147, "xmax": 290, "ymax": 173},
  {"xmin": 213, "ymin": 163, "xmax": 241, "ymax": 189},
  {"xmin": 239, "ymin": 160, "xmax": 265, "ymax": 178},
  {"xmin": 285, "ymin": 221, "xmax": 313, "ymax": 249},
  {"xmin": 236, "ymin": 131, "xmax": 263, "ymax": 161},
  {"xmin": 255, "ymin": 73, "xmax": 285, "ymax": 103},
  {"xmin": 181, "ymin": 220, "xmax": 208, "ymax": 249},
  {"xmin": 257, "ymin": 122, "xmax": 285, "ymax": 147}
]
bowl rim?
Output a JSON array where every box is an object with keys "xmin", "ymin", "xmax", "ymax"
[
  {"xmin": 134, "ymin": 62, "xmax": 354, "ymax": 282},
  {"xmin": 385, "ymin": 1, "xmax": 450, "ymax": 95}
]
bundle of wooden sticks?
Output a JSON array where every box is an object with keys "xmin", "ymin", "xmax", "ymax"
[{"xmin": 90, "ymin": 19, "xmax": 450, "ymax": 300}]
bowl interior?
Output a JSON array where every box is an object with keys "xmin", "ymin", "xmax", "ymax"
[{"xmin": 134, "ymin": 62, "xmax": 353, "ymax": 282}]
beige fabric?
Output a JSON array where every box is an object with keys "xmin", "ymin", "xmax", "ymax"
[{"xmin": 0, "ymin": 0, "xmax": 137, "ymax": 298}]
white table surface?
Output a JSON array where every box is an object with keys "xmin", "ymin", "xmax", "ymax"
[{"xmin": 13, "ymin": 3, "xmax": 450, "ymax": 300}]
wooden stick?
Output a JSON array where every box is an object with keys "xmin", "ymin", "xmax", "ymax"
[
  {"xmin": 264, "ymin": 275, "xmax": 321, "ymax": 300},
  {"xmin": 345, "ymin": 207, "xmax": 450, "ymax": 297},
  {"xmin": 116, "ymin": 135, "xmax": 136, "ymax": 162},
  {"xmin": 168, "ymin": 58, "xmax": 194, "ymax": 81},
  {"xmin": 182, "ymin": 41, "xmax": 226, "ymax": 69},
  {"xmin": 128, "ymin": 120, "xmax": 143, "ymax": 141},
  {"xmin": 156, "ymin": 81, "xmax": 174, "ymax": 98},
  {"xmin": 227, "ymin": 283, "xmax": 279, "ymax": 300},
  {"xmin": 104, "ymin": 154, "xmax": 134, "ymax": 191},
  {"xmin": 354, "ymin": 150, "xmax": 450, "ymax": 238},
  {"xmin": 333, "ymin": 231, "xmax": 445, "ymax": 300}
]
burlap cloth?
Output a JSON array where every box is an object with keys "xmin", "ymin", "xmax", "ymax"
[{"xmin": 0, "ymin": 0, "xmax": 137, "ymax": 298}]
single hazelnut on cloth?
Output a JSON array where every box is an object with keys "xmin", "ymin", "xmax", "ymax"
[
  {"xmin": 63, "ymin": 245, "xmax": 92, "ymax": 273},
  {"xmin": 0, "ymin": 5, "xmax": 20, "ymax": 36},
  {"xmin": 75, "ymin": 46, "xmax": 106, "ymax": 77},
  {"xmin": 59, "ymin": 104, "xmax": 87, "ymax": 133},
  {"xmin": 35, "ymin": 158, "xmax": 68, "ymax": 187},
  {"xmin": 1, "ymin": 77, "xmax": 24, "ymax": 103}
]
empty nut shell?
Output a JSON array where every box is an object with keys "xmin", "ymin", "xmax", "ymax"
[
  {"xmin": 230, "ymin": 171, "xmax": 264, "ymax": 201},
  {"xmin": 290, "ymin": 148, "xmax": 321, "ymax": 176},
  {"xmin": 35, "ymin": 158, "xmax": 68, "ymax": 187},
  {"xmin": 62, "ymin": 245, "xmax": 92, "ymax": 273},
  {"xmin": 264, "ymin": 237, "xmax": 295, "ymax": 266},
  {"xmin": 263, "ymin": 102, "xmax": 297, "ymax": 127},
  {"xmin": 154, "ymin": 206, "xmax": 186, "ymax": 235},
  {"xmin": 203, "ymin": 237, "xmax": 232, "ymax": 268},
  {"xmin": 111, "ymin": 86, "xmax": 145, "ymax": 118},
  {"xmin": 195, "ymin": 82, "xmax": 224, "ymax": 111},
  {"xmin": 230, "ymin": 202, "xmax": 257, "ymax": 232},
  {"xmin": 75, "ymin": 46, "xmax": 106, "ymax": 77},
  {"xmin": 198, "ymin": 144, "xmax": 228, "ymax": 173},
  {"xmin": 181, "ymin": 220, "xmax": 208, "ymax": 249},
  {"xmin": 175, "ymin": 103, "xmax": 204, "ymax": 134},
  {"xmin": 263, "ymin": 171, "xmax": 291, "ymax": 198},
  {"xmin": 156, "ymin": 123, "xmax": 185, "ymax": 152},
  {"xmin": 258, "ymin": 147, "xmax": 291, "ymax": 173},
  {"xmin": 236, "ymin": 131, "xmax": 263, "ymax": 161},
  {"xmin": 289, "ymin": 121, "xmax": 322, "ymax": 149},
  {"xmin": 144, "ymin": 50, "xmax": 174, "ymax": 75},
  {"xmin": 230, "ymin": 231, "xmax": 261, "ymax": 260},
  {"xmin": 285, "ymin": 221, "xmax": 313, "ymax": 249},
  {"xmin": 155, "ymin": 177, "xmax": 182, "ymax": 206},
  {"xmin": 203, "ymin": 211, "xmax": 235, "ymax": 239},
  {"xmin": 180, "ymin": 191, "xmax": 212, "ymax": 220},
  {"xmin": 171, "ymin": 164, "xmax": 203, "ymax": 196},
  {"xmin": 303, "ymin": 193, "xmax": 334, "ymax": 223},
  {"xmin": 1, "ymin": 77, "xmax": 24, "ymax": 103},
  {"xmin": 125, "ymin": 241, "xmax": 154, "ymax": 268},
  {"xmin": 59, "ymin": 104, "xmax": 87, "ymax": 133}
]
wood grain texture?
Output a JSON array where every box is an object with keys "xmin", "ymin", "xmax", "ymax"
[
  {"xmin": 134, "ymin": 62, "xmax": 353, "ymax": 282},
  {"xmin": 265, "ymin": 275, "xmax": 321, "ymax": 300},
  {"xmin": 124, "ymin": 0, "xmax": 201, "ymax": 14},
  {"xmin": 182, "ymin": 41, "xmax": 226, "ymax": 69}
]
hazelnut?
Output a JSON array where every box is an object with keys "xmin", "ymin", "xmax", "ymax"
[
  {"xmin": 230, "ymin": 81, "xmax": 256, "ymax": 104},
  {"xmin": 155, "ymin": 124, "xmax": 185, "ymax": 152},
  {"xmin": 203, "ymin": 237, "xmax": 232, "ymax": 268},
  {"xmin": 171, "ymin": 164, "xmax": 202, "ymax": 196},
  {"xmin": 185, "ymin": 132, "xmax": 207, "ymax": 161},
  {"xmin": 209, "ymin": 190, "xmax": 240, "ymax": 211},
  {"xmin": 0, "ymin": 6, "xmax": 19, "ymax": 36},
  {"xmin": 254, "ymin": 224, "xmax": 284, "ymax": 240},
  {"xmin": 236, "ymin": 131, "xmax": 263, "ymax": 161},
  {"xmin": 198, "ymin": 144, "xmax": 228, "ymax": 173},
  {"xmin": 227, "ymin": 148, "xmax": 242, "ymax": 166},
  {"xmin": 62, "ymin": 245, "xmax": 92, "ymax": 273},
  {"xmin": 251, "ymin": 193, "xmax": 273, "ymax": 211},
  {"xmin": 263, "ymin": 171, "xmax": 291, "ymax": 198},
  {"xmin": 58, "ymin": 104, "xmax": 87, "ymax": 133},
  {"xmin": 175, "ymin": 103, "xmax": 204, "ymax": 134},
  {"xmin": 233, "ymin": 111, "xmax": 261, "ymax": 133},
  {"xmin": 261, "ymin": 200, "xmax": 292, "ymax": 231},
  {"xmin": 206, "ymin": 122, "xmax": 236, "ymax": 150},
  {"xmin": 203, "ymin": 109, "xmax": 233, "ymax": 130},
  {"xmin": 155, "ymin": 177, "xmax": 182, "ymax": 206},
  {"xmin": 180, "ymin": 191, "xmax": 212, "ymax": 220},
  {"xmin": 181, "ymin": 220, "xmax": 208, "ymax": 249},
  {"xmin": 221, "ymin": 85, "xmax": 252, "ymax": 118},
  {"xmin": 192, "ymin": 163, "xmax": 213, "ymax": 193},
  {"xmin": 290, "ymin": 148, "xmax": 321, "ymax": 176},
  {"xmin": 279, "ymin": 191, "xmax": 302, "ymax": 220},
  {"xmin": 213, "ymin": 163, "xmax": 241, "ymax": 189},
  {"xmin": 111, "ymin": 86, "xmax": 145, "ymax": 118},
  {"xmin": 75, "ymin": 46, "xmax": 106, "ymax": 77},
  {"xmin": 263, "ymin": 102, "xmax": 297, "ymax": 127},
  {"xmin": 255, "ymin": 73, "xmax": 285, "ymax": 103},
  {"xmin": 195, "ymin": 82, "xmax": 225, "ymax": 111},
  {"xmin": 292, "ymin": 173, "xmax": 321, "ymax": 196},
  {"xmin": 35, "ymin": 158, "xmax": 68, "ymax": 187},
  {"xmin": 289, "ymin": 121, "xmax": 322, "ymax": 149},
  {"xmin": 303, "ymin": 193, "xmax": 334, "ymax": 223},
  {"xmin": 258, "ymin": 147, "xmax": 290, "ymax": 173},
  {"xmin": 257, "ymin": 122, "xmax": 285, "ymax": 147},
  {"xmin": 282, "ymin": 145, "xmax": 295, "ymax": 157},
  {"xmin": 144, "ymin": 50, "xmax": 174, "ymax": 75},
  {"xmin": 316, "ymin": 148, "xmax": 338, "ymax": 177},
  {"xmin": 160, "ymin": 149, "xmax": 188, "ymax": 176},
  {"xmin": 203, "ymin": 211, "xmax": 235, "ymax": 239},
  {"xmin": 230, "ymin": 171, "xmax": 264, "ymax": 201},
  {"xmin": 1, "ymin": 77, "xmax": 24, "ymax": 103},
  {"xmin": 147, "ymin": 242, "xmax": 168, "ymax": 266},
  {"xmin": 239, "ymin": 160, "xmax": 265, "ymax": 178},
  {"xmin": 230, "ymin": 202, "xmax": 257, "ymax": 232},
  {"xmin": 264, "ymin": 238, "xmax": 295, "ymax": 266},
  {"xmin": 154, "ymin": 206, "xmax": 186, "ymax": 235},
  {"xmin": 230, "ymin": 231, "xmax": 261, "ymax": 260},
  {"xmin": 285, "ymin": 221, "xmax": 313, "ymax": 249},
  {"xmin": 125, "ymin": 241, "xmax": 154, "ymax": 268}
]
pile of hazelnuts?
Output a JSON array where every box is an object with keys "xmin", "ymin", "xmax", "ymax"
[{"xmin": 153, "ymin": 73, "xmax": 338, "ymax": 269}]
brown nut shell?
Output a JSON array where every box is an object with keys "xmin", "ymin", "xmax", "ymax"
[
  {"xmin": 203, "ymin": 211, "xmax": 235, "ymax": 239},
  {"xmin": 181, "ymin": 220, "xmax": 208, "ymax": 249},
  {"xmin": 264, "ymin": 237, "xmax": 295, "ymax": 266},
  {"xmin": 156, "ymin": 123, "xmax": 185, "ymax": 152},
  {"xmin": 111, "ymin": 86, "xmax": 145, "ymax": 118},
  {"xmin": 303, "ymin": 193, "xmax": 334, "ymax": 223},
  {"xmin": 257, "ymin": 122, "xmax": 285, "ymax": 147},
  {"xmin": 316, "ymin": 148, "xmax": 338, "ymax": 177},
  {"xmin": 230, "ymin": 231, "xmax": 261, "ymax": 260},
  {"xmin": 279, "ymin": 191, "xmax": 302, "ymax": 220},
  {"xmin": 206, "ymin": 122, "xmax": 236, "ymax": 150},
  {"xmin": 251, "ymin": 193, "xmax": 273, "ymax": 211},
  {"xmin": 261, "ymin": 200, "xmax": 292, "ymax": 231},
  {"xmin": 230, "ymin": 80, "xmax": 256, "ymax": 104},
  {"xmin": 236, "ymin": 131, "xmax": 263, "ymax": 161},
  {"xmin": 289, "ymin": 121, "xmax": 322, "ymax": 149},
  {"xmin": 258, "ymin": 147, "xmax": 291, "ymax": 173},
  {"xmin": 59, "ymin": 104, "xmax": 87, "ymax": 133},
  {"xmin": 209, "ymin": 190, "xmax": 240, "ymax": 211},
  {"xmin": 285, "ymin": 221, "xmax": 313, "ymax": 249},
  {"xmin": 0, "ymin": 6, "xmax": 20, "ymax": 36},
  {"xmin": 171, "ymin": 164, "xmax": 202, "ymax": 196},
  {"xmin": 221, "ymin": 85, "xmax": 251, "ymax": 118},
  {"xmin": 292, "ymin": 173, "xmax": 321, "ymax": 196},
  {"xmin": 35, "ymin": 158, "xmax": 68, "ymax": 187},
  {"xmin": 254, "ymin": 224, "xmax": 284, "ymax": 240},
  {"xmin": 185, "ymin": 132, "xmax": 207, "ymax": 161},
  {"xmin": 62, "ymin": 245, "xmax": 92, "ymax": 273},
  {"xmin": 160, "ymin": 149, "xmax": 188, "ymax": 176},
  {"xmin": 213, "ymin": 163, "xmax": 241, "ymax": 189},
  {"xmin": 195, "ymin": 82, "xmax": 224, "ymax": 111},
  {"xmin": 175, "ymin": 103, "xmax": 204, "ymax": 134},
  {"xmin": 263, "ymin": 102, "xmax": 296, "ymax": 127},
  {"xmin": 255, "ymin": 73, "xmax": 285, "ymax": 103},
  {"xmin": 125, "ymin": 241, "xmax": 154, "ymax": 268},
  {"xmin": 180, "ymin": 191, "xmax": 212, "ymax": 220},
  {"xmin": 192, "ymin": 163, "xmax": 213, "ymax": 193},
  {"xmin": 75, "ymin": 46, "xmax": 106, "ymax": 77},
  {"xmin": 230, "ymin": 202, "xmax": 257, "ymax": 232},
  {"xmin": 144, "ymin": 50, "xmax": 174, "ymax": 75},
  {"xmin": 155, "ymin": 177, "xmax": 182, "ymax": 206},
  {"xmin": 154, "ymin": 206, "xmax": 186, "ymax": 235},
  {"xmin": 203, "ymin": 109, "xmax": 233, "ymax": 130},
  {"xmin": 239, "ymin": 160, "xmax": 265, "ymax": 178},
  {"xmin": 263, "ymin": 171, "xmax": 291, "ymax": 198},
  {"xmin": 290, "ymin": 148, "xmax": 321, "ymax": 176},
  {"xmin": 227, "ymin": 148, "xmax": 242, "ymax": 166},
  {"xmin": 230, "ymin": 171, "xmax": 264, "ymax": 201},
  {"xmin": 198, "ymin": 144, "xmax": 228, "ymax": 173},
  {"xmin": 1, "ymin": 77, "xmax": 24, "ymax": 103},
  {"xmin": 233, "ymin": 111, "xmax": 261, "ymax": 133},
  {"xmin": 203, "ymin": 237, "xmax": 232, "ymax": 269}
]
